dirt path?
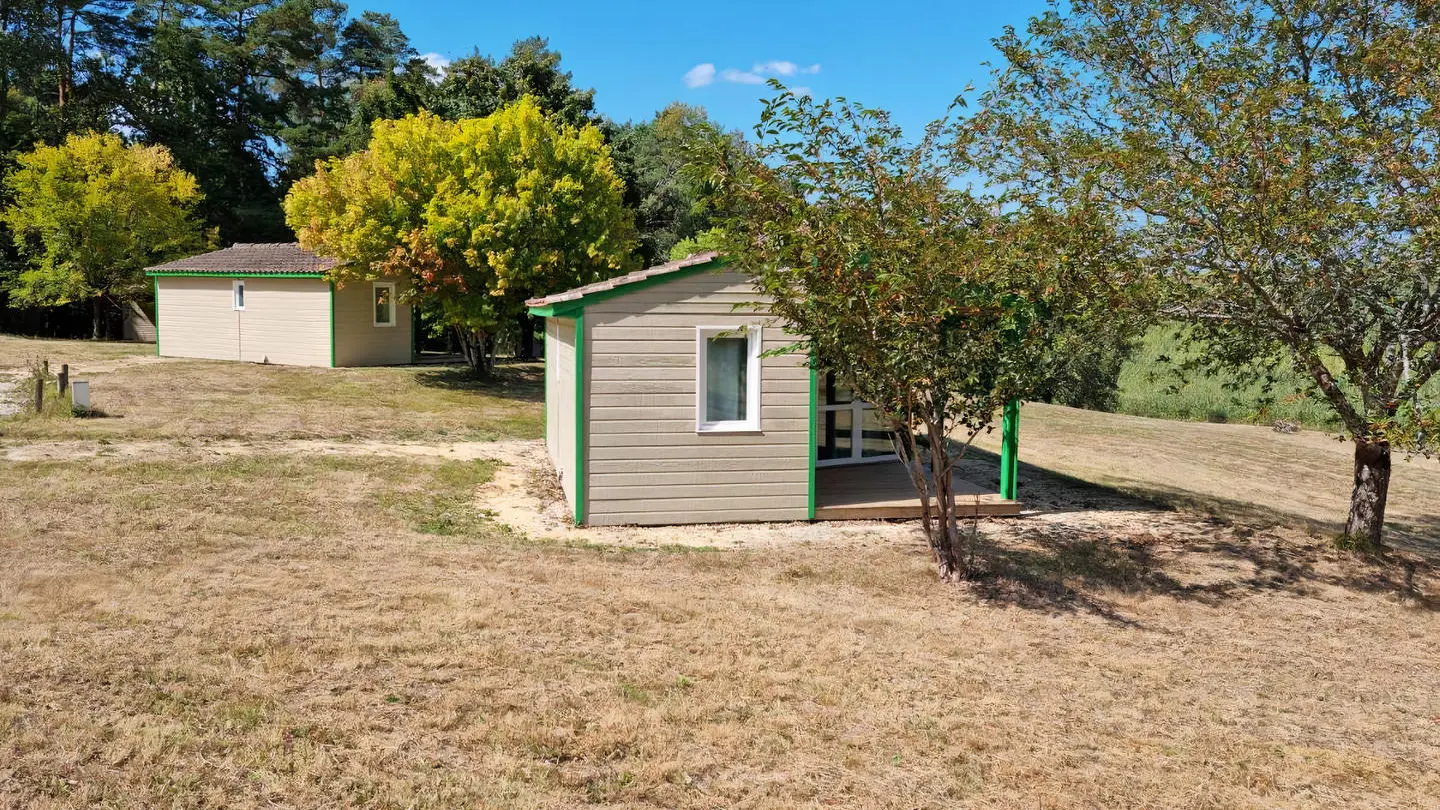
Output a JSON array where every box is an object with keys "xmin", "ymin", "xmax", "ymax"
[{"xmin": 0, "ymin": 370, "xmax": 25, "ymax": 418}]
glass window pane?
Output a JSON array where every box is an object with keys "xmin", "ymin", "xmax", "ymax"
[
  {"xmin": 817, "ymin": 408, "xmax": 853, "ymax": 460},
  {"xmin": 234, "ymin": 283, "xmax": 244, "ymax": 309},
  {"xmin": 861, "ymin": 407, "xmax": 895, "ymax": 457},
  {"xmin": 825, "ymin": 373, "xmax": 853, "ymax": 405},
  {"xmin": 375, "ymin": 286, "xmax": 392, "ymax": 324},
  {"xmin": 705, "ymin": 336, "xmax": 748, "ymax": 422}
]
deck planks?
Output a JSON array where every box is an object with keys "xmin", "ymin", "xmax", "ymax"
[{"xmin": 815, "ymin": 461, "xmax": 1020, "ymax": 520}]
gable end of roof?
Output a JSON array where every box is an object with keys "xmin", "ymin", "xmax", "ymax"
[{"xmin": 525, "ymin": 252, "xmax": 726, "ymax": 315}]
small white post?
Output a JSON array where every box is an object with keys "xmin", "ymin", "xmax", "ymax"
[{"xmin": 71, "ymin": 380, "xmax": 90, "ymax": 411}]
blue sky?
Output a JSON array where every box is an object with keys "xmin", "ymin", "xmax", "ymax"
[{"xmin": 360, "ymin": 0, "xmax": 1052, "ymax": 137}]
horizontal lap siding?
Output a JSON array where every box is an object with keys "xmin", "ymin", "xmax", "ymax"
[
  {"xmin": 239, "ymin": 278, "xmax": 331, "ymax": 367},
  {"xmin": 582, "ymin": 270, "xmax": 810, "ymax": 526},
  {"xmin": 333, "ymin": 278, "xmax": 412, "ymax": 366},
  {"xmin": 156, "ymin": 276, "xmax": 240, "ymax": 360}
]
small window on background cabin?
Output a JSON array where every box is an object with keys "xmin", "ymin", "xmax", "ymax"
[
  {"xmin": 232, "ymin": 280, "xmax": 245, "ymax": 311},
  {"xmin": 373, "ymin": 282, "xmax": 395, "ymax": 326}
]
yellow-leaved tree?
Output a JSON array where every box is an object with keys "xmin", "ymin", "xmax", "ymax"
[
  {"xmin": 284, "ymin": 98, "xmax": 637, "ymax": 373},
  {"xmin": 1, "ymin": 132, "xmax": 211, "ymax": 338}
]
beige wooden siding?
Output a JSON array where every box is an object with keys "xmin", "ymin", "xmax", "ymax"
[
  {"xmin": 332, "ymin": 278, "xmax": 412, "ymax": 366},
  {"xmin": 582, "ymin": 269, "xmax": 810, "ymax": 526},
  {"xmin": 156, "ymin": 276, "xmax": 241, "ymax": 361},
  {"xmin": 238, "ymin": 278, "xmax": 331, "ymax": 366},
  {"xmin": 546, "ymin": 318, "xmax": 578, "ymax": 513}
]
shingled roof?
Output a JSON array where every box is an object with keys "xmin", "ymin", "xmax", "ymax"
[
  {"xmin": 145, "ymin": 243, "xmax": 337, "ymax": 276},
  {"xmin": 525, "ymin": 251, "xmax": 723, "ymax": 309}
]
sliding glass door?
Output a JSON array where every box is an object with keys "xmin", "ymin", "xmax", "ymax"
[{"xmin": 815, "ymin": 374, "xmax": 897, "ymax": 467}]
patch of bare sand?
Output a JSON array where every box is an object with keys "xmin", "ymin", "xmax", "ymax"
[{"xmin": 477, "ymin": 440, "xmax": 931, "ymax": 549}]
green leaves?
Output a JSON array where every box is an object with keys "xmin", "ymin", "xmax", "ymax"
[
  {"xmin": 284, "ymin": 98, "xmax": 636, "ymax": 347},
  {"xmin": 1, "ymin": 132, "xmax": 211, "ymax": 306},
  {"xmin": 987, "ymin": 0, "xmax": 1440, "ymax": 457},
  {"xmin": 696, "ymin": 86, "xmax": 1131, "ymax": 446}
]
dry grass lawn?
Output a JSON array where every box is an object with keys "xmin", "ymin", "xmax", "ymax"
[
  {"xmin": 970, "ymin": 402, "xmax": 1440, "ymax": 556},
  {"xmin": 1, "ymin": 336, "xmax": 1438, "ymax": 808},
  {"xmin": 0, "ymin": 337, "xmax": 541, "ymax": 442}
]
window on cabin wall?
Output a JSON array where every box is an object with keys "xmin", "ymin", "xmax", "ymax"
[
  {"xmin": 232, "ymin": 280, "xmax": 245, "ymax": 311},
  {"xmin": 816, "ymin": 373, "xmax": 898, "ymax": 466},
  {"xmin": 696, "ymin": 325, "xmax": 761, "ymax": 432},
  {"xmin": 373, "ymin": 282, "xmax": 395, "ymax": 327}
]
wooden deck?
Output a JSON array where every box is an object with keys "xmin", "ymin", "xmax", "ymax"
[{"xmin": 814, "ymin": 461, "xmax": 1020, "ymax": 521}]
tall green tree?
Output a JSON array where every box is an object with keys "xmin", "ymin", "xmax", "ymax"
[
  {"xmin": 607, "ymin": 102, "xmax": 723, "ymax": 266},
  {"xmin": 284, "ymin": 99, "xmax": 636, "ymax": 373},
  {"xmin": 1, "ymin": 132, "xmax": 211, "ymax": 336},
  {"xmin": 692, "ymin": 88, "xmax": 1133, "ymax": 580},
  {"xmin": 430, "ymin": 37, "xmax": 595, "ymax": 127},
  {"xmin": 987, "ymin": 0, "xmax": 1440, "ymax": 546}
]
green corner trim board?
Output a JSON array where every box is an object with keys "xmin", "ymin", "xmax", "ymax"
[
  {"xmin": 152, "ymin": 276, "xmax": 160, "ymax": 356},
  {"xmin": 807, "ymin": 365, "xmax": 818, "ymax": 520},
  {"xmin": 328, "ymin": 281, "xmax": 337, "ymax": 368}
]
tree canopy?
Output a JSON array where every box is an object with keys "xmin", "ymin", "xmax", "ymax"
[
  {"xmin": 986, "ymin": 0, "xmax": 1440, "ymax": 545},
  {"xmin": 692, "ymin": 87, "xmax": 1134, "ymax": 579},
  {"xmin": 1, "ymin": 131, "xmax": 211, "ymax": 334},
  {"xmin": 284, "ymin": 99, "xmax": 636, "ymax": 373}
]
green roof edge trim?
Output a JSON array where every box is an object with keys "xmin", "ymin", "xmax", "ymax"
[{"xmin": 526, "ymin": 257, "xmax": 730, "ymax": 318}]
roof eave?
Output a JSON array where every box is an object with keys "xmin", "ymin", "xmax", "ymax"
[{"xmin": 525, "ymin": 254, "xmax": 729, "ymax": 317}]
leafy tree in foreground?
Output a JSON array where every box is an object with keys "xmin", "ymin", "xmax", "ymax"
[
  {"xmin": 692, "ymin": 87, "xmax": 1132, "ymax": 579},
  {"xmin": 1, "ymin": 132, "xmax": 211, "ymax": 337},
  {"xmin": 987, "ymin": 0, "xmax": 1440, "ymax": 546},
  {"xmin": 284, "ymin": 99, "xmax": 636, "ymax": 374}
]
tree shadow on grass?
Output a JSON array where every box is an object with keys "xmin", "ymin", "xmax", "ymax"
[
  {"xmin": 413, "ymin": 360, "xmax": 543, "ymax": 402},
  {"xmin": 950, "ymin": 447, "xmax": 1436, "ymax": 624}
]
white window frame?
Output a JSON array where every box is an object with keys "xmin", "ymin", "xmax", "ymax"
[
  {"xmin": 232, "ymin": 279, "xmax": 245, "ymax": 311},
  {"xmin": 372, "ymin": 281, "xmax": 396, "ymax": 327},
  {"xmin": 695, "ymin": 324, "xmax": 762, "ymax": 433}
]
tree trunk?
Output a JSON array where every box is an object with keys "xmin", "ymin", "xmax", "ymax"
[
  {"xmin": 515, "ymin": 312, "xmax": 536, "ymax": 359},
  {"xmin": 1343, "ymin": 438, "xmax": 1391, "ymax": 547},
  {"xmin": 91, "ymin": 297, "xmax": 103, "ymax": 340},
  {"xmin": 455, "ymin": 327, "xmax": 496, "ymax": 376},
  {"xmin": 925, "ymin": 418, "xmax": 966, "ymax": 581}
]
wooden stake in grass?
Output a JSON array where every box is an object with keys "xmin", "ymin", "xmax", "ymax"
[
  {"xmin": 58, "ymin": 364, "xmax": 69, "ymax": 394},
  {"xmin": 34, "ymin": 376, "xmax": 44, "ymax": 413}
]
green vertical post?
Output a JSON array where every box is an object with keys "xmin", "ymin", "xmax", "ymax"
[
  {"xmin": 328, "ymin": 281, "xmax": 336, "ymax": 368},
  {"xmin": 152, "ymin": 276, "xmax": 160, "ymax": 356},
  {"xmin": 999, "ymin": 399, "xmax": 1020, "ymax": 500},
  {"xmin": 807, "ymin": 363, "xmax": 818, "ymax": 520}
]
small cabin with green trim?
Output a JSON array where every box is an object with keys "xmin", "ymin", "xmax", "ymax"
[
  {"xmin": 145, "ymin": 243, "xmax": 412, "ymax": 368},
  {"xmin": 527, "ymin": 252, "xmax": 1022, "ymax": 527}
]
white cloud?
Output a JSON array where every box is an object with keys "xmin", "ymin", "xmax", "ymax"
[
  {"xmin": 754, "ymin": 60, "xmax": 798, "ymax": 76},
  {"xmin": 687, "ymin": 59, "xmax": 820, "ymax": 89},
  {"xmin": 420, "ymin": 52, "xmax": 451, "ymax": 79},
  {"xmin": 791, "ymin": 86, "xmax": 813, "ymax": 97},
  {"xmin": 683, "ymin": 63, "xmax": 717, "ymax": 88},
  {"xmin": 720, "ymin": 67, "xmax": 765, "ymax": 85}
]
